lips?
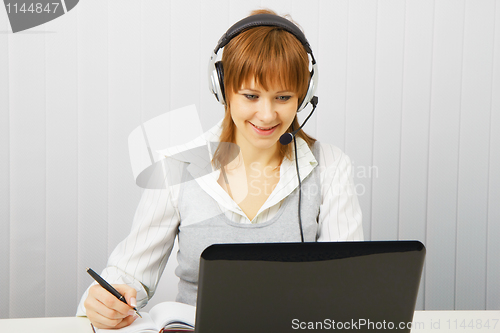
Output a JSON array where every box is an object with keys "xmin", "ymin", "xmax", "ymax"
[
  {"xmin": 250, "ymin": 122, "xmax": 279, "ymax": 131},
  {"xmin": 249, "ymin": 122, "xmax": 279, "ymax": 136}
]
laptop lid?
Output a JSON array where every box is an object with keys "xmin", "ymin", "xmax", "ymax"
[{"xmin": 195, "ymin": 241, "xmax": 425, "ymax": 333}]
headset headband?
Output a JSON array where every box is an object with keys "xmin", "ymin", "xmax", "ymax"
[{"xmin": 214, "ymin": 14, "xmax": 314, "ymax": 59}]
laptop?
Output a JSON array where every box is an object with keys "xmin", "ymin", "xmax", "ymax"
[{"xmin": 194, "ymin": 241, "xmax": 425, "ymax": 333}]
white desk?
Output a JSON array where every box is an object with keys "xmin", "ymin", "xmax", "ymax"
[
  {"xmin": 0, "ymin": 311, "xmax": 498, "ymax": 332},
  {"xmin": 0, "ymin": 316, "xmax": 94, "ymax": 332}
]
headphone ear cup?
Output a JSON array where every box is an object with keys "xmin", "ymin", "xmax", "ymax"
[
  {"xmin": 215, "ymin": 61, "xmax": 226, "ymax": 105},
  {"xmin": 297, "ymin": 63, "xmax": 318, "ymax": 112},
  {"xmin": 297, "ymin": 77, "xmax": 313, "ymax": 112}
]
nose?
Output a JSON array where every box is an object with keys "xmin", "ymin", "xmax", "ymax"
[{"xmin": 257, "ymin": 98, "xmax": 276, "ymax": 123}]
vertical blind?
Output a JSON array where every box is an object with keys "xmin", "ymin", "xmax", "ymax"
[{"xmin": 0, "ymin": 0, "xmax": 499, "ymax": 319}]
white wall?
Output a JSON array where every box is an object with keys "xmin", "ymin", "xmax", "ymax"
[{"xmin": 0, "ymin": 0, "xmax": 499, "ymax": 319}]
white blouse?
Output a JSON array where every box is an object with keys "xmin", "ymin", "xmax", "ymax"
[{"xmin": 76, "ymin": 120, "xmax": 363, "ymax": 315}]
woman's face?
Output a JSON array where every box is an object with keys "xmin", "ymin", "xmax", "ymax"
[{"xmin": 228, "ymin": 78, "xmax": 298, "ymax": 154}]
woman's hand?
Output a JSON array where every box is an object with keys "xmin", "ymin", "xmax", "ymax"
[{"xmin": 84, "ymin": 284, "xmax": 139, "ymax": 329}]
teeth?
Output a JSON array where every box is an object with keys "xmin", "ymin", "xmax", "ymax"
[{"xmin": 253, "ymin": 123, "xmax": 277, "ymax": 130}]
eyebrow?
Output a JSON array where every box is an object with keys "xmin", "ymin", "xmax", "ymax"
[
  {"xmin": 239, "ymin": 88, "xmax": 295, "ymax": 94},
  {"xmin": 239, "ymin": 88, "xmax": 260, "ymax": 93}
]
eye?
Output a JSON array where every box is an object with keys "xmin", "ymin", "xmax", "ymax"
[
  {"xmin": 277, "ymin": 96, "xmax": 292, "ymax": 102},
  {"xmin": 244, "ymin": 94, "xmax": 258, "ymax": 100}
]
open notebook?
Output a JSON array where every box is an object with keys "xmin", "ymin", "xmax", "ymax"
[{"xmin": 92, "ymin": 301, "xmax": 195, "ymax": 333}]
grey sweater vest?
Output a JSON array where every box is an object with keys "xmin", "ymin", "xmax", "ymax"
[{"xmin": 174, "ymin": 142, "xmax": 321, "ymax": 306}]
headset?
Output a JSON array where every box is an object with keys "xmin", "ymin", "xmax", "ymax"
[
  {"xmin": 208, "ymin": 13, "xmax": 319, "ymax": 242},
  {"xmin": 208, "ymin": 13, "xmax": 318, "ymax": 111}
]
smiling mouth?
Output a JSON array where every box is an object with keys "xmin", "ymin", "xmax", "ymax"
[{"xmin": 250, "ymin": 122, "xmax": 279, "ymax": 131}]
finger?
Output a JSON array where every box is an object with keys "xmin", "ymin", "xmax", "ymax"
[
  {"xmin": 85, "ymin": 295, "xmax": 128, "ymax": 321},
  {"xmin": 89, "ymin": 313, "xmax": 123, "ymax": 330},
  {"xmin": 114, "ymin": 284, "xmax": 138, "ymax": 308},
  {"xmin": 90, "ymin": 314, "xmax": 126, "ymax": 330},
  {"xmin": 91, "ymin": 312, "xmax": 139, "ymax": 330},
  {"xmin": 115, "ymin": 314, "xmax": 139, "ymax": 329},
  {"xmin": 86, "ymin": 300, "xmax": 124, "ymax": 330},
  {"xmin": 93, "ymin": 285, "xmax": 133, "ymax": 316},
  {"xmin": 85, "ymin": 292, "xmax": 125, "ymax": 320}
]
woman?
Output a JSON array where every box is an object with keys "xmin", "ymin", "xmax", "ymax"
[{"xmin": 77, "ymin": 9, "xmax": 363, "ymax": 329}]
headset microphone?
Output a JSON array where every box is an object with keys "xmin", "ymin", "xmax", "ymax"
[{"xmin": 279, "ymin": 96, "xmax": 319, "ymax": 145}]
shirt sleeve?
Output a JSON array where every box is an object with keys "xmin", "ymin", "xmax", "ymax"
[
  {"xmin": 76, "ymin": 184, "xmax": 180, "ymax": 316},
  {"xmin": 316, "ymin": 144, "xmax": 364, "ymax": 241}
]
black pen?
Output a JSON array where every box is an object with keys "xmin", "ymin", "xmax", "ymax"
[{"xmin": 86, "ymin": 267, "xmax": 142, "ymax": 318}]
